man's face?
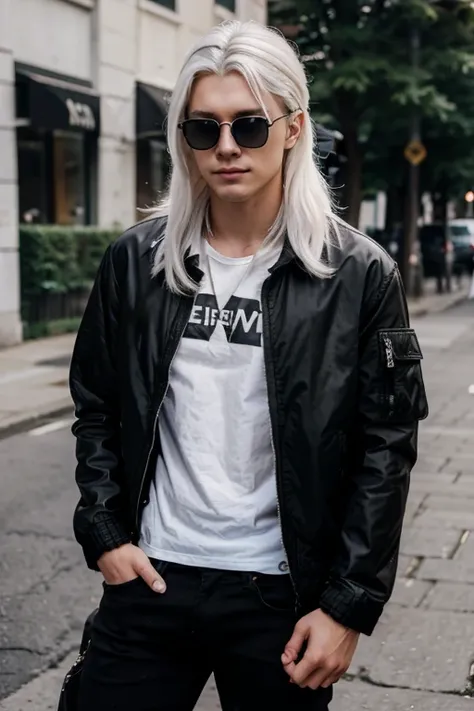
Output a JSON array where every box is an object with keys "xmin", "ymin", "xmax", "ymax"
[{"xmin": 185, "ymin": 72, "xmax": 302, "ymax": 203}]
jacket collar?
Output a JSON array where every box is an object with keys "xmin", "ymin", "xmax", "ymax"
[{"xmin": 145, "ymin": 220, "xmax": 302, "ymax": 278}]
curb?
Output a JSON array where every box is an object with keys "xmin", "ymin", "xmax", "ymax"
[
  {"xmin": 408, "ymin": 292, "xmax": 469, "ymax": 319},
  {"xmin": 0, "ymin": 398, "xmax": 73, "ymax": 440}
]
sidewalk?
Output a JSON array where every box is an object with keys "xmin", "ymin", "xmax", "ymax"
[
  {"xmin": 0, "ymin": 281, "xmax": 469, "ymax": 438},
  {"xmin": 407, "ymin": 277, "xmax": 470, "ymax": 317},
  {"xmin": 0, "ymin": 333, "xmax": 74, "ymax": 436}
]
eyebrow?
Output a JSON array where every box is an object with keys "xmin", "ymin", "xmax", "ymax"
[{"xmin": 188, "ymin": 108, "xmax": 266, "ymax": 119}]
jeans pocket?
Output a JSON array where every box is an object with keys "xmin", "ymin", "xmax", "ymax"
[
  {"xmin": 102, "ymin": 575, "xmax": 143, "ymax": 592},
  {"xmin": 250, "ymin": 574, "xmax": 296, "ymax": 612},
  {"xmin": 102, "ymin": 559, "xmax": 169, "ymax": 596},
  {"xmin": 149, "ymin": 558, "xmax": 170, "ymax": 578}
]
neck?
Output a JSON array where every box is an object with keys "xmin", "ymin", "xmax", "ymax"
[{"xmin": 207, "ymin": 177, "xmax": 283, "ymax": 258}]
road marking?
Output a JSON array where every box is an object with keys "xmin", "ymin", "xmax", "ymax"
[
  {"xmin": 0, "ymin": 366, "xmax": 55, "ymax": 386},
  {"xmin": 28, "ymin": 419, "xmax": 72, "ymax": 437}
]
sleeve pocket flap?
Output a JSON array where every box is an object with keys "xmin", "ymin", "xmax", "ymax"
[{"xmin": 378, "ymin": 329, "xmax": 423, "ymax": 367}]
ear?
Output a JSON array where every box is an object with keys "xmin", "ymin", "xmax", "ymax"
[{"xmin": 284, "ymin": 111, "xmax": 304, "ymax": 150}]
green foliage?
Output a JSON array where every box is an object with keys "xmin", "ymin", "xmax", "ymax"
[
  {"xmin": 23, "ymin": 317, "xmax": 82, "ymax": 341},
  {"xmin": 19, "ymin": 225, "xmax": 121, "ymax": 334},
  {"xmin": 269, "ymin": 0, "xmax": 474, "ymax": 218},
  {"xmin": 19, "ymin": 225, "xmax": 120, "ymax": 297}
]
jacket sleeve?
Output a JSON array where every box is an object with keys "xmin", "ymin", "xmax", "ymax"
[
  {"xmin": 69, "ymin": 244, "xmax": 131, "ymax": 570},
  {"xmin": 319, "ymin": 266, "xmax": 428, "ymax": 635}
]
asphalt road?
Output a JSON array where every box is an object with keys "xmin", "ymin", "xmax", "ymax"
[
  {"xmin": 1, "ymin": 298, "xmax": 474, "ymax": 711},
  {"xmin": 0, "ymin": 417, "xmax": 99, "ymax": 701}
]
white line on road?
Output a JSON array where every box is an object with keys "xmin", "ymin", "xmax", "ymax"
[
  {"xmin": 0, "ymin": 366, "xmax": 55, "ymax": 386},
  {"xmin": 28, "ymin": 419, "xmax": 73, "ymax": 437}
]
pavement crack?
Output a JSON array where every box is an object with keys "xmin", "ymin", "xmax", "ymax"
[
  {"xmin": 8, "ymin": 562, "xmax": 84, "ymax": 599},
  {"xmin": 462, "ymin": 660, "xmax": 474, "ymax": 697},
  {"xmin": 5, "ymin": 530, "xmax": 71, "ymax": 542},
  {"xmin": 411, "ymin": 493, "xmax": 429, "ymax": 521},
  {"xmin": 354, "ymin": 669, "xmax": 472, "ymax": 698},
  {"xmin": 0, "ymin": 647, "xmax": 41, "ymax": 656},
  {"xmin": 415, "ymin": 580, "xmax": 435, "ymax": 608},
  {"xmin": 436, "ymin": 457, "xmax": 450, "ymax": 472},
  {"xmin": 405, "ymin": 555, "xmax": 423, "ymax": 579},
  {"xmin": 34, "ymin": 563, "xmax": 82, "ymax": 593},
  {"xmin": 449, "ymin": 530, "xmax": 470, "ymax": 559}
]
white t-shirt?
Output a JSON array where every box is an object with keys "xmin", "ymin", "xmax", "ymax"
[{"xmin": 139, "ymin": 238, "xmax": 288, "ymax": 574}]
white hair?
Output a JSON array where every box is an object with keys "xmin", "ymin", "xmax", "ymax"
[{"xmin": 151, "ymin": 20, "xmax": 340, "ymax": 293}]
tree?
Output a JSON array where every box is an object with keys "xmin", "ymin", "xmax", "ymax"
[
  {"xmin": 269, "ymin": 0, "xmax": 474, "ymax": 228},
  {"xmin": 363, "ymin": 1, "xmax": 474, "ymax": 224}
]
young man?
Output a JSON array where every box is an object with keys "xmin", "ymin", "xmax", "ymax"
[{"xmin": 70, "ymin": 20, "xmax": 428, "ymax": 711}]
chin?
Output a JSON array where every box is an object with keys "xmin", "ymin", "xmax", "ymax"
[{"xmin": 212, "ymin": 185, "xmax": 257, "ymax": 203}]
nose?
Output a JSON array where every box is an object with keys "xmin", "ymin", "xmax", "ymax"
[{"xmin": 215, "ymin": 123, "xmax": 240, "ymax": 158}]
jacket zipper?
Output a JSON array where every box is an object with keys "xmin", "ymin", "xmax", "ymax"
[
  {"xmin": 383, "ymin": 335, "xmax": 395, "ymax": 369},
  {"xmin": 382, "ymin": 334, "xmax": 396, "ymax": 417},
  {"xmin": 261, "ymin": 274, "xmax": 299, "ymax": 610},
  {"xmin": 135, "ymin": 297, "xmax": 197, "ymax": 531}
]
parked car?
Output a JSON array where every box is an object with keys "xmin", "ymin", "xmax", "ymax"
[
  {"xmin": 418, "ymin": 223, "xmax": 452, "ymax": 276},
  {"xmin": 449, "ymin": 220, "xmax": 474, "ymax": 276},
  {"xmin": 369, "ymin": 220, "xmax": 473, "ymax": 290}
]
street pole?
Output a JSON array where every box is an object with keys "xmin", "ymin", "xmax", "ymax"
[{"xmin": 403, "ymin": 25, "xmax": 423, "ymax": 298}]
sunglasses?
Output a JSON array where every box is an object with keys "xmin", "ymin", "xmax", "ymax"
[{"xmin": 178, "ymin": 113, "xmax": 295, "ymax": 151}]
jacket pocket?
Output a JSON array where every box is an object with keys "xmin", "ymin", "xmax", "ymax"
[{"xmin": 378, "ymin": 328, "xmax": 428, "ymax": 422}]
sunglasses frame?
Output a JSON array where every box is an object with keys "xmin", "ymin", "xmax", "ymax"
[{"xmin": 177, "ymin": 112, "xmax": 296, "ymax": 151}]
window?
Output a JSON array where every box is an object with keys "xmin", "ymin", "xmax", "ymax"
[
  {"xmin": 216, "ymin": 0, "xmax": 236, "ymax": 11},
  {"xmin": 18, "ymin": 134, "xmax": 48, "ymax": 224},
  {"xmin": 149, "ymin": 0, "xmax": 176, "ymax": 10},
  {"xmin": 53, "ymin": 132, "xmax": 87, "ymax": 225},
  {"xmin": 17, "ymin": 127, "xmax": 93, "ymax": 225}
]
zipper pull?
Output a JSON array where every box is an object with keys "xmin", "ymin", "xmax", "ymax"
[{"xmin": 383, "ymin": 335, "xmax": 395, "ymax": 368}]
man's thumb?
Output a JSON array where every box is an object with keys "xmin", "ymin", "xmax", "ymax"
[
  {"xmin": 136, "ymin": 559, "xmax": 166, "ymax": 593},
  {"xmin": 152, "ymin": 577, "xmax": 166, "ymax": 593}
]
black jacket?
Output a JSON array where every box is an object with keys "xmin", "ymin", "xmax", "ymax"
[{"xmin": 70, "ymin": 217, "xmax": 428, "ymax": 635}]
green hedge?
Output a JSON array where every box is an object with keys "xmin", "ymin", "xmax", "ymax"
[
  {"xmin": 23, "ymin": 317, "xmax": 83, "ymax": 341},
  {"xmin": 19, "ymin": 225, "xmax": 121, "ymax": 297},
  {"xmin": 19, "ymin": 225, "xmax": 122, "ymax": 337}
]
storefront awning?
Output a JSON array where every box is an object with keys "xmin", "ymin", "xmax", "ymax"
[
  {"xmin": 16, "ymin": 69, "xmax": 100, "ymax": 134},
  {"xmin": 315, "ymin": 124, "xmax": 343, "ymax": 159},
  {"xmin": 136, "ymin": 82, "xmax": 169, "ymax": 139}
]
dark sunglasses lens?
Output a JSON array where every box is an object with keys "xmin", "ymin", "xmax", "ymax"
[
  {"xmin": 182, "ymin": 120, "xmax": 219, "ymax": 150},
  {"xmin": 232, "ymin": 117, "xmax": 269, "ymax": 148}
]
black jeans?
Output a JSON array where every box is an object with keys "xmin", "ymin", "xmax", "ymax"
[{"xmin": 78, "ymin": 559, "xmax": 333, "ymax": 711}]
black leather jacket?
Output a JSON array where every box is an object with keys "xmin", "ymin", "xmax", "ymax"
[{"xmin": 70, "ymin": 217, "xmax": 428, "ymax": 635}]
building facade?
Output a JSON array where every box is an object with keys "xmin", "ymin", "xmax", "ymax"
[{"xmin": 0, "ymin": 0, "xmax": 267, "ymax": 347}]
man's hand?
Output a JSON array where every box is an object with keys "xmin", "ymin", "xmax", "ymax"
[
  {"xmin": 98, "ymin": 543, "xmax": 166, "ymax": 593},
  {"xmin": 281, "ymin": 609, "xmax": 359, "ymax": 689}
]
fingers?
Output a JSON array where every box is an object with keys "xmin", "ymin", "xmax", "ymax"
[
  {"xmin": 134, "ymin": 555, "xmax": 167, "ymax": 593},
  {"xmin": 289, "ymin": 655, "xmax": 347, "ymax": 690},
  {"xmin": 301, "ymin": 666, "xmax": 328, "ymax": 690},
  {"xmin": 281, "ymin": 620, "xmax": 308, "ymax": 666},
  {"xmin": 287, "ymin": 649, "xmax": 324, "ymax": 687},
  {"xmin": 321, "ymin": 671, "xmax": 342, "ymax": 689}
]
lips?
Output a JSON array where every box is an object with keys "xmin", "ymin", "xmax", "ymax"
[{"xmin": 215, "ymin": 169, "xmax": 249, "ymax": 179}]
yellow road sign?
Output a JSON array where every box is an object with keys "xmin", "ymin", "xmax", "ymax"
[{"xmin": 404, "ymin": 139, "xmax": 427, "ymax": 166}]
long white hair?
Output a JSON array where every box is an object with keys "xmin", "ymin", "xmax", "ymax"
[{"xmin": 151, "ymin": 20, "xmax": 340, "ymax": 293}]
